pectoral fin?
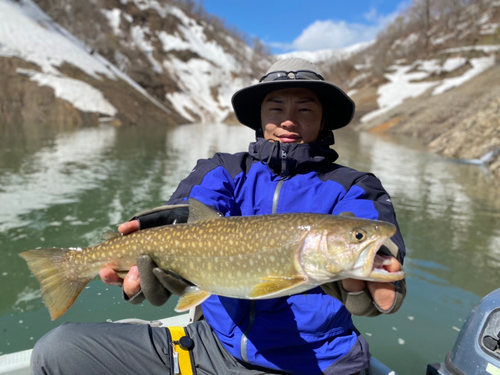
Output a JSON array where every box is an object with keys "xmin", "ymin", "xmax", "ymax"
[
  {"xmin": 248, "ymin": 276, "xmax": 307, "ymax": 299},
  {"xmin": 174, "ymin": 286, "xmax": 211, "ymax": 312}
]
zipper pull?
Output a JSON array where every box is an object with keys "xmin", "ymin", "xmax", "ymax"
[
  {"xmin": 280, "ymin": 149, "xmax": 287, "ymax": 178},
  {"xmin": 171, "ymin": 342, "xmax": 180, "ymax": 374}
]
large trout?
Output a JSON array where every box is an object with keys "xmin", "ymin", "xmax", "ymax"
[{"xmin": 20, "ymin": 199, "xmax": 404, "ymax": 320}]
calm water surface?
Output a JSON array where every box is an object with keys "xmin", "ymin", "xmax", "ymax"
[{"xmin": 1, "ymin": 123, "xmax": 499, "ymax": 374}]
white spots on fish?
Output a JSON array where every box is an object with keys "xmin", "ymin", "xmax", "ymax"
[
  {"xmin": 452, "ymin": 326, "xmax": 461, "ymax": 332},
  {"xmin": 69, "ymin": 247, "xmax": 83, "ymax": 251},
  {"xmin": 298, "ymin": 225, "xmax": 311, "ymax": 231},
  {"xmin": 392, "ymin": 327, "xmax": 398, "ymax": 331},
  {"xmin": 365, "ymin": 332, "xmax": 372, "ymax": 337},
  {"xmin": 407, "ymin": 316, "xmax": 415, "ymax": 321},
  {"xmin": 2, "ymin": 272, "xmax": 7, "ymax": 276},
  {"xmin": 18, "ymin": 320, "xmax": 23, "ymax": 324},
  {"xmin": 398, "ymin": 338, "xmax": 405, "ymax": 345}
]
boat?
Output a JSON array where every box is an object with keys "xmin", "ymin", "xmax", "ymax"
[
  {"xmin": 2, "ymin": 288, "xmax": 499, "ymax": 375},
  {"xmin": 0, "ymin": 307, "xmax": 396, "ymax": 375},
  {"xmin": 426, "ymin": 288, "xmax": 500, "ymax": 375}
]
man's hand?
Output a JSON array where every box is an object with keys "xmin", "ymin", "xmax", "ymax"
[
  {"xmin": 341, "ymin": 257, "xmax": 402, "ymax": 311},
  {"xmin": 99, "ymin": 219, "xmax": 141, "ymax": 298}
]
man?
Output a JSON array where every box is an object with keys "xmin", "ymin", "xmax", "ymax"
[{"xmin": 32, "ymin": 58, "xmax": 406, "ymax": 375}]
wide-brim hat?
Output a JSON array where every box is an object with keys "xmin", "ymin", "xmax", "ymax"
[{"xmin": 231, "ymin": 58, "xmax": 355, "ymax": 132}]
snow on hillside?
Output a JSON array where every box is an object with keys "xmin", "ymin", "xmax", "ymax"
[
  {"xmin": 360, "ymin": 51, "xmax": 498, "ymax": 123},
  {"xmin": 0, "ymin": 0, "xmax": 118, "ymax": 116},
  {"xmin": 0, "ymin": 0, "xmax": 262, "ymax": 124},
  {"xmin": 0, "ymin": 0, "xmax": 174, "ymax": 118},
  {"xmin": 100, "ymin": 1, "xmax": 258, "ymax": 123}
]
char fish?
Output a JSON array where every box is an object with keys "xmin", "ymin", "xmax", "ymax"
[{"xmin": 20, "ymin": 199, "xmax": 404, "ymax": 320}]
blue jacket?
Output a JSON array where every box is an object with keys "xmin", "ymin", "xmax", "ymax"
[{"xmin": 168, "ymin": 133, "xmax": 405, "ymax": 374}]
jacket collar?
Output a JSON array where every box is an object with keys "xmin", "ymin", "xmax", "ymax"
[{"xmin": 248, "ymin": 132, "xmax": 339, "ymax": 177}]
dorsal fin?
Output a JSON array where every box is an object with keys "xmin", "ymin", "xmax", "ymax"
[
  {"xmin": 187, "ymin": 198, "xmax": 222, "ymax": 223},
  {"xmin": 102, "ymin": 230, "xmax": 122, "ymax": 241},
  {"xmin": 339, "ymin": 211, "xmax": 356, "ymax": 218}
]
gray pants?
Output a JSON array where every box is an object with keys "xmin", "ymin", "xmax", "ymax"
[{"xmin": 30, "ymin": 320, "xmax": 288, "ymax": 375}]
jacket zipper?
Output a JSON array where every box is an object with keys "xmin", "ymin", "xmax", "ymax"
[
  {"xmin": 272, "ymin": 148, "xmax": 287, "ymax": 214},
  {"xmin": 240, "ymin": 149, "xmax": 288, "ymax": 362}
]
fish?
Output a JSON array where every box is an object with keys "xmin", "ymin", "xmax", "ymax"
[{"xmin": 19, "ymin": 198, "xmax": 404, "ymax": 320}]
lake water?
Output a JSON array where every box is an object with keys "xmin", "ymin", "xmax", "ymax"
[{"xmin": 1, "ymin": 123, "xmax": 499, "ymax": 374}]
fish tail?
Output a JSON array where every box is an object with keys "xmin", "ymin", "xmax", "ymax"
[{"xmin": 19, "ymin": 248, "xmax": 93, "ymax": 320}]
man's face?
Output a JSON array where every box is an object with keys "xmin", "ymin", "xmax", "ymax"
[{"xmin": 260, "ymin": 88, "xmax": 323, "ymax": 144}]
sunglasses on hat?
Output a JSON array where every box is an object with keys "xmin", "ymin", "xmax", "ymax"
[{"xmin": 259, "ymin": 70, "xmax": 325, "ymax": 83}]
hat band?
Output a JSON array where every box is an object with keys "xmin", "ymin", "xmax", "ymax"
[{"xmin": 259, "ymin": 70, "xmax": 325, "ymax": 83}]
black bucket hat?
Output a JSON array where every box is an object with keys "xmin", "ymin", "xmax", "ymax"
[{"xmin": 231, "ymin": 58, "xmax": 355, "ymax": 132}]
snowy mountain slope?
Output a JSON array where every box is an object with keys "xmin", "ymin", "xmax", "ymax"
[
  {"xmin": 0, "ymin": 0, "xmax": 270, "ymax": 128},
  {"xmin": 0, "ymin": 0, "xmax": 181, "ymax": 127},
  {"xmin": 342, "ymin": 0, "xmax": 500, "ymax": 179}
]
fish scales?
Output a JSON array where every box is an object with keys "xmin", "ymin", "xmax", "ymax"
[{"xmin": 19, "ymin": 199, "xmax": 404, "ymax": 320}]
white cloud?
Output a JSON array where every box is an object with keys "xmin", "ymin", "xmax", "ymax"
[
  {"xmin": 272, "ymin": 2, "xmax": 409, "ymax": 52},
  {"xmin": 292, "ymin": 20, "xmax": 380, "ymax": 50}
]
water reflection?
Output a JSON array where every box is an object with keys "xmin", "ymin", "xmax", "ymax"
[
  {"xmin": 0, "ymin": 123, "xmax": 499, "ymax": 373},
  {"xmin": 0, "ymin": 126, "xmax": 117, "ymax": 232}
]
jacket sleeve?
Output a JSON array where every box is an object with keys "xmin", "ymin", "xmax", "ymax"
[
  {"xmin": 166, "ymin": 155, "xmax": 238, "ymax": 216},
  {"xmin": 325, "ymin": 171, "xmax": 407, "ymax": 316}
]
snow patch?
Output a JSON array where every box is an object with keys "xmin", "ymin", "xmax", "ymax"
[
  {"xmin": 361, "ymin": 65, "xmax": 438, "ymax": 123},
  {"xmin": 18, "ymin": 68, "xmax": 117, "ymax": 116},
  {"xmin": 433, "ymin": 56, "xmax": 495, "ymax": 95},
  {"xmin": 130, "ymin": 25, "xmax": 163, "ymax": 73},
  {"xmin": 361, "ymin": 49, "xmax": 498, "ymax": 123},
  {"xmin": 102, "ymin": 8, "xmax": 122, "ymax": 36}
]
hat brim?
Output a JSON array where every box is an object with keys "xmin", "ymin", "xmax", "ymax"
[{"xmin": 231, "ymin": 80, "xmax": 355, "ymax": 131}]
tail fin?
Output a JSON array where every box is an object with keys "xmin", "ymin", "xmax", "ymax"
[{"xmin": 19, "ymin": 248, "xmax": 92, "ymax": 320}]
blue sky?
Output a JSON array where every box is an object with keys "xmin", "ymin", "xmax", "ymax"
[{"xmin": 202, "ymin": 0, "xmax": 411, "ymax": 53}]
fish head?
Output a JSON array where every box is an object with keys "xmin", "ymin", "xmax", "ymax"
[{"xmin": 301, "ymin": 216, "xmax": 403, "ymax": 283}]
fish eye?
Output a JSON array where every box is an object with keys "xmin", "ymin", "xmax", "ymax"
[{"xmin": 352, "ymin": 229, "xmax": 367, "ymax": 242}]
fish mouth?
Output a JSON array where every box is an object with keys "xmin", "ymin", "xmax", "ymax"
[{"xmin": 361, "ymin": 238, "xmax": 405, "ymax": 282}]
